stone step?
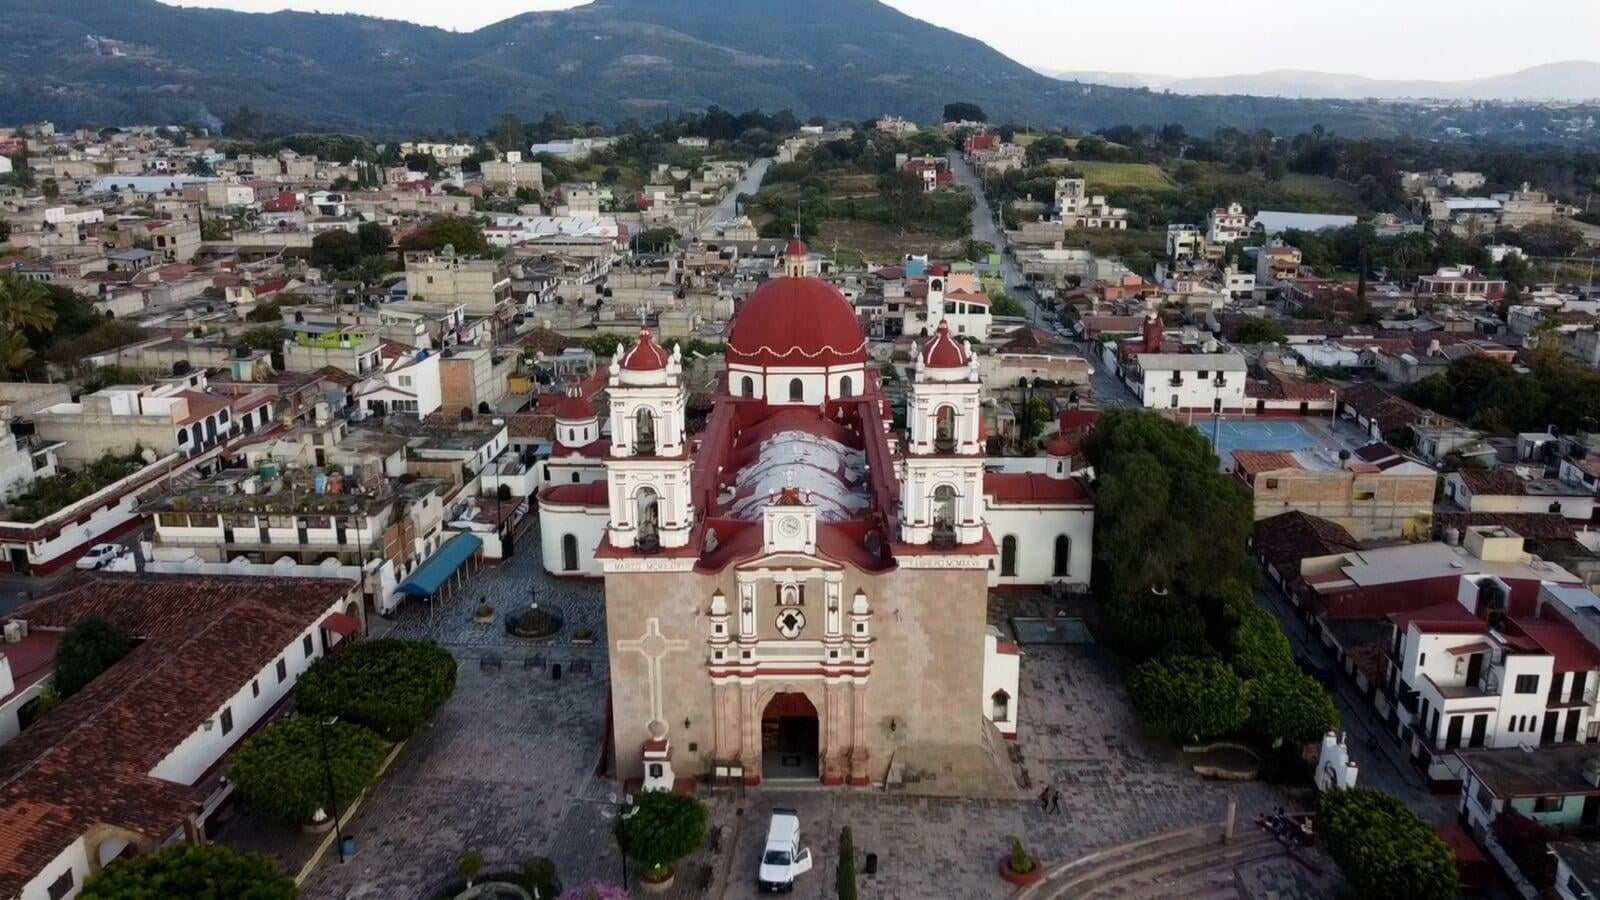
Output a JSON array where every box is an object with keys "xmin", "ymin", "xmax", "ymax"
[
  {"xmin": 1113, "ymin": 846, "xmax": 1285, "ymax": 900},
  {"xmin": 1074, "ymin": 835, "xmax": 1281, "ymax": 900},
  {"xmin": 1034, "ymin": 827, "xmax": 1225, "ymax": 899}
]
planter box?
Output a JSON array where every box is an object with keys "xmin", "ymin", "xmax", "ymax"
[
  {"xmin": 639, "ymin": 871, "xmax": 675, "ymax": 894},
  {"xmin": 999, "ymin": 857, "xmax": 1042, "ymax": 886}
]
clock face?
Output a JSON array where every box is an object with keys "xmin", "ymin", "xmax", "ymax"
[{"xmin": 778, "ymin": 515, "xmax": 802, "ymax": 537}]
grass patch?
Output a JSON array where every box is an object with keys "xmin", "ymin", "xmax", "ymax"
[
  {"xmin": 817, "ymin": 220, "xmax": 966, "ymax": 266},
  {"xmin": 1074, "ymin": 161, "xmax": 1174, "ymax": 191}
]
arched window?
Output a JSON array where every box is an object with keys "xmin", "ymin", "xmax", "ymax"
[
  {"xmin": 561, "ymin": 534, "xmax": 579, "ymax": 572},
  {"xmin": 788, "ymin": 378, "xmax": 804, "ymax": 402},
  {"xmin": 934, "ymin": 405, "xmax": 957, "ymax": 451},
  {"xmin": 931, "ymin": 485, "xmax": 958, "ymax": 547},
  {"xmin": 567, "ymin": 428, "xmax": 577, "ymax": 443},
  {"xmin": 838, "ymin": 375, "xmax": 854, "ymax": 398},
  {"xmin": 1000, "ymin": 535, "xmax": 1018, "ymax": 577},
  {"xmin": 1053, "ymin": 535, "xmax": 1071, "ymax": 578},
  {"xmin": 635, "ymin": 487, "xmax": 661, "ymax": 551},
  {"xmin": 635, "ymin": 407, "xmax": 656, "ymax": 454},
  {"xmin": 740, "ymin": 375, "xmax": 755, "ymax": 397},
  {"xmin": 991, "ymin": 689, "xmax": 1010, "ymax": 723}
]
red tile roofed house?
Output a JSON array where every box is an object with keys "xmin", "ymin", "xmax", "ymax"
[
  {"xmin": 0, "ymin": 574, "xmax": 361, "ymax": 899},
  {"xmin": 1250, "ymin": 510, "xmax": 1361, "ymax": 595},
  {"xmin": 1337, "ymin": 382, "xmax": 1428, "ymax": 443},
  {"xmin": 1243, "ymin": 371, "xmax": 1339, "ymax": 416}
]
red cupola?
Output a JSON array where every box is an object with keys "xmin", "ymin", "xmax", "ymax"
[
  {"xmin": 920, "ymin": 320, "xmax": 969, "ymax": 369},
  {"xmin": 726, "ymin": 278, "xmax": 867, "ymax": 369},
  {"xmin": 621, "ymin": 328, "xmax": 668, "ymax": 371}
]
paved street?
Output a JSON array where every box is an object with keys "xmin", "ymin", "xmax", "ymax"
[
  {"xmin": 947, "ymin": 151, "xmax": 1027, "ymax": 297},
  {"xmin": 699, "ymin": 158, "xmax": 771, "ymax": 238},
  {"xmin": 1251, "ymin": 585, "xmax": 1455, "ymax": 823}
]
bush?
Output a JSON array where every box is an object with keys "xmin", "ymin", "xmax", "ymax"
[
  {"xmin": 1246, "ymin": 668, "xmax": 1339, "ymax": 747},
  {"xmin": 521, "ymin": 856, "xmax": 561, "ymax": 898},
  {"xmin": 1008, "ymin": 838, "xmax": 1035, "ymax": 875},
  {"xmin": 296, "ymin": 640, "xmax": 457, "ymax": 740},
  {"xmin": 53, "ymin": 617, "xmax": 133, "ymax": 697},
  {"xmin": 1318, "ymin": 788, "xmax": 1457, "ymax": 900},
  {"xmin": 613, "ymin": 791, "xmax": 709, "ymax": 881},
  {"xmin": 456, "ymin": 851, "xmax": 485, "ymax": 888},
  {"xmin": 79, "ymin": 844, "xmax": 295, "ymax": 900},
  {"xmin": 1129, "ymin": 654, "xmax": 1250, "ymax": 742},
  {"xmin": 228, "ymin": 718, "xmax": 388, "ymax": 824},
  {"xmin": 1099, "ymin": 591, "xmax": 1210, "ymax": 662},
  {"xmin": 837, "ymin": 826, "xmax": 857, "ymax": 900},
  {"xmin": 1224, "ymin": 597, "xmax": 1296, "ymax": 680}
]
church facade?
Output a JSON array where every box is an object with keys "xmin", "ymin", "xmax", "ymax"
[{"xmin": 539, "ymin": 241, "xmax": 1093, "ymax": 787}]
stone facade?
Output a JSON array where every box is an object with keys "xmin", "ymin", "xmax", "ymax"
[{"xmin": 605, "ymin": 562, "xmax": 989, "ymax": 786}]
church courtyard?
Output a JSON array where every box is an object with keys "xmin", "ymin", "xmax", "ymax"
[{"xmin": 275, "ymin": 531, "xmax": 1325, "ymax": 899}]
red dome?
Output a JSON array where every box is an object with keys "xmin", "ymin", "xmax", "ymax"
[
  {"xmin": 553, "ymin": 392, "xmax": 595, "ymax": 421},
  {"xmin": 620, "ymin": 328, "xmax": 668, "ymax": 371},
  {"xmin": 727, "ymin": 277, "xmax": 866, "ymax": 368},
  {"xmin": 1046, "ymin": 436, "xmax": 1075, "ymax": 458},
  {"xmin": 785, "ymin": 237, "xmax": 808, "ymax": 257},
  {"xmin": 920, "ymin": 320, "xmax": 969, "ymax": 368}
]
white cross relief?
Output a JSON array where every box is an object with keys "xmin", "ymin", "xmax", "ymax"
[{"xmin": 616, "ymin": 617, "xmax": 689, "ymax": 725}]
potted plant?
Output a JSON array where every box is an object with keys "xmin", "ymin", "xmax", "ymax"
[
  {"xmin": 613, "ymin": 792, "xmax": 708, "ymax": 893},
  {"xmin": 999, "ymin": 838, "xmax": 1042, "ymax": 886},
  {"xmin": 474, "ymin": 602, "xmax": 495, "ymax": 624},
  {"xmin": 571, "ymin": 627, "xmax": 595, "ymax": 645},
  {"xmin": 456, "ymin": 850, "xmax": 485, "ymax": 890}
]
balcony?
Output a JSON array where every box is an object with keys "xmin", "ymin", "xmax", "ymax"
[
  {"xmin": 634, "ymin": 434, "xmax": 656, "ymax": 456},
  {"xmin": 634, "ymin": 527, "xmax": 661, "ymax": 554},
  {"xmin": 930, "ymin": 522, "xmax": 958, "ymax": 549},
  {"xmin": 933, "ymin": 433, "xmax": 957, "ymax": 453}
]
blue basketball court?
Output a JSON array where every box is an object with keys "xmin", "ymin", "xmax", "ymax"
[{"xmin": 1198, "ymin": 419, "xmax": 1328, "ymax": 459}]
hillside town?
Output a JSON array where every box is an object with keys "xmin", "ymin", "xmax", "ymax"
[{"xmin": 0, "ymin": 97, "xmax": 1598, "ymax": 900}]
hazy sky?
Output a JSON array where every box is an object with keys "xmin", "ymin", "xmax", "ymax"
[{"xmin": 159, "ymin": 0, "xmax": 1600, "ymax": 81}]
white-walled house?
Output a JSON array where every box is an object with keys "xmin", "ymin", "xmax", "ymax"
[
  {"xmin": 1124, "ymin": 352, "xmax": 1248, "ymax": 414},
  {"xmin": 983, "ymin": 438, "xmax": 1095, "ymax": 589},
  {"xmin": 0, "ymin": 574, "xmax": 362, "ymax": 900},
  {"xmin": 356, "ymin": 344, "xmax": 442, "ymax": 420}
]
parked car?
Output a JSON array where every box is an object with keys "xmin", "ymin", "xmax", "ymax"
[
  {"xmin": 75, "ymin": 544, "xmax": 125, "ymax": 570},
  {"xmin": 757, "ymin": 808, "xmax": 814, "ymax": 892}
]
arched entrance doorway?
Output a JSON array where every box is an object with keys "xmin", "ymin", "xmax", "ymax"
[{"xmin": 761, "ymin": 692, "xmax": 819, "ymax": 781}]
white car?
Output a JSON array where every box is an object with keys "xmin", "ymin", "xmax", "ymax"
[
  {"xmin": 757, "ymin": 808, "xmax": 814, "ymax": 892},
  {"xmin": 75, "ymin": 544, "xmax": 124, "ymax": 570}
]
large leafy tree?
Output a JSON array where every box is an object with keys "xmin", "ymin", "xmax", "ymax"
[
  {"xmin": 296, "ymin": 640, "xmax": 457, "ymax": 740},
  {"xmin": 1246, "ymin": 669, "xmax": 1339, "ymax": 746},
  {"xmin": 1232, "ymin": 317, "xmax": 1287, "ymax": 345},
  {"xmin": 228, "ymin": 718, "xmax": 388, "ymax": 823},
  {"xmin": 309, "ymin": 230, "xmax": 362, "ymax": 271},
  {"xmin": 1083, "ymin": 410, "xmax": 1254, "ymax": 598},
  {"xmin": 54, "ymin": 617, "xmax": 134, "ymax": 698},
  {"xmin": 613, "ymin": 792, "xmax": 708, "ymax": 881},
  {"xmin": 79, "ymin": 844, "xmax": 295, "ymax": 900},
  {"xmin": 1318, "ymin": 788, "xmax": 1457, "ymax": 900},
  {"xmin": 0, "ymin": 273, "xmax": 57, "ymax": 333},
  {"xmin": 1129, "ymin": 654, "xmax": 1250, "ymax": 742}
]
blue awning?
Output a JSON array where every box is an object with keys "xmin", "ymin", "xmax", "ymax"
[{"xmin": 396, "ymin": 533, "xmax": 483, "ymax": 599}]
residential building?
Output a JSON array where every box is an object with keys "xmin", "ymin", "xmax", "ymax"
[
  {"xmin": 284, "ymin": 328, "xmax": 384, "ymax": 379},
  {"xmin": 1206, "ymin": 202, "xmax": 1249, "ymax": 245},
  {"xmin": 403, "ymin": 250, "xmax": 511, "ymax": 314},
  {"xmin": 354, "ymin": 343, "xmax": 442, "ymax": 420},
  {"xmin": 0, "ymin": 575, "xmax": 362, "ymax": 900},
  {"xmin": 1417, "ymin": 266, "xmax": 1508, "ymax": 300},
  {"xmin": 31, "ymin": 376, "xmax": 276, "ymax": 466},
  {"xmin": 1231, "ymin": 442, "xmax": 1436, "ymax": 541},
  {"xmin": 479, "ymin": 152, "xmax": 544, "ymax": 192},
  {"xmin": 1444, "ymin": 468, "xmax": 1597, "ymax": 522}
]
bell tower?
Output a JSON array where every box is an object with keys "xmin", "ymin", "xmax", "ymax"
[
  {"xmin": 783, "ymin": 226, "xmax": 809, "ymax": 278},
  {"xmin": 898, "ymin": 322, "xmax": 986, "ymax": 547},
  {"xmin": 605, "ymin": 328, "xmax": 694, "ymax": 552}
]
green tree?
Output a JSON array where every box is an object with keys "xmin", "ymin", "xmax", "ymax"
[
  {"xmin": 1247, "ymin": 668, "xmax": 1340, "ymax": 746},
  {"xmin": 1129, "ymin": 654, "xmax": 1250, "ymax": 742},
  {"xmin": 990, "ymin": 293, "xmax": 1027, "ymax": 318},
  {"xmin": 1098, "ymin": 590, "xmax": 1210, "ymax": 662},
  {"xmin": 942, "ymin": 102, "xmax": 987, "ymax": 123},
  {"xmin": 456, "ymin": 850, "xmax": 486, "ymax": 889},
  {"xmin": 296, "ymin": 639, "xmax": 458, "ymax": 741},
  {"xmin": 1224, "ymin": 594, "xmax": 1295, "ymax": 680},
  {"xmin": 495, "ymin": 112, "xmax": 525, "ymax": 152},
  {"xmin": 53, "ymin": 617, "xmax": 133, "ymax": 698},
  {"xmin": 1232, "ymin": 317, "xmax": 1287, "ymax": 345},
  {"xmin": 188, "ymin": 157, "xmax": 215, "ymax": 177},
  {"xmin": 240, "ymin": 325, "xmax": 287, "ymax": 351},
  {"xmin": 200, "ymin": 217, "xmax": 231, "ymax": 241},
  {"xmin": 0, "ymin": 330, "xmax": 35, "ymax": 379},
  {"xmin": 356, "ymin": 222, "xmax": 392, "ymax": 257},
  {"xmin": 876, "ymin": 170, "xmax": 931, "ymax": 229},
  {"xmin": 41, "ymin": 177, "xmax": 59, "ymax": 199},
  {"xmin": 613, "ymin": 792, "xmax": 709, "ymax": 883},
  {"xmin": 1084, "ymin": 410, "xmax": 1254, "ymax": 598},
  {"xmin": 79, "ymin": 844, "xmax": 295, "ymax": 900},
  {"xmin": 0, "ymin": 272, "xmax": 58, "ymax": 333},
  {"xmin": 228, "ymin": 718, "xmax": 388, "ymax": 824},
  {"xmin": 400, "ymin": 215, "xmax": 491, "ymax": 256},
  {"xmin": 1318, "ymin": 788, "xmax": 1457, "ymax": 900},
  {"xmin": 836, "ymin": 826, "xmax": 857, "ymax": 900},
  {"xmin": 310, "ymin": 230, "xmax": 363, "ymax": 271}
]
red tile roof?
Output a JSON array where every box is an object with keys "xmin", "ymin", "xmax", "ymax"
[
  {"xmin": 1513, "ymin": 618, "xmax": 1600, "ymax": 673},
  {"xmin": 0, "ymin": 574, "xmax": 356, "ymax": 894},
  {"xmin": 1232, "ymin": 450, "xmax": 1302, "ymax": 476},
  {"xmin": 540, "ymin": 481, "xmax": 609, "ymax": 507},
  {"xmin": 982, "ymin": 473, "xmax": 1091, "ymax": 506}
]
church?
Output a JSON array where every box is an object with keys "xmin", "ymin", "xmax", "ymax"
[{"xmin": 538, "ymin": 240, "xmax": 1094, "ymax": 788}]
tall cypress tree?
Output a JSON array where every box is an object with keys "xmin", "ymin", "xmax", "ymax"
[{"xmin": 836, "ymin": 826, "xmax": 857, "ymax": 900}]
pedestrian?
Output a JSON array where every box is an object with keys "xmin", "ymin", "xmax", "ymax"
[
  {"xmin": 1039, "ymin": 785, "xmax": 1051, "ymax": 812},
  {"xmin": 1050, "ymin": 788, "xmax": 1063, "ymax": 815}
]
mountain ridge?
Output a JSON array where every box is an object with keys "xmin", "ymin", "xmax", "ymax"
[
  {"xmin": 0, "ymin": 0, "xmax": 1589, "ymax": 139},
  {"xmin": 1039, "ymin": 61, "xmax": 1600, "ymax": 102}
]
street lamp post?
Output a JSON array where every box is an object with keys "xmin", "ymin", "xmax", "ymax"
[
  {"xmin": 573, "ymin": 791, "xmax": 638, "ymax": 888},
  {"xmin": 316, "ymin": 716, "xmax": 348, "ymax": 864}
]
